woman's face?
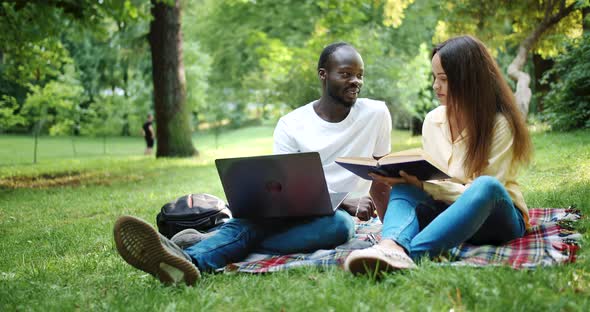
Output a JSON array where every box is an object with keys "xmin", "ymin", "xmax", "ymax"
[{"xmin": 431, "ymin": 53, "xmax": 448, "ymax": 106}]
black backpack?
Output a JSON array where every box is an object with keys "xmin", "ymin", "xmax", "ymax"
[{"xmin": 156, "ymin": 193, "xmax": 232, "ymax": 239}]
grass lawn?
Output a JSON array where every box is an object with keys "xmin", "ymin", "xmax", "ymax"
[{"xmin": 0, "ymin": 127, "xmax": 588, "ymax": 311}]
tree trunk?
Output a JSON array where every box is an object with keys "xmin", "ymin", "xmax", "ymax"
[
  {"xmin": 33, "ymin": 126, "xmax": 39, "ymax": 164},
  {"xmin": 532, "ymin": 53, "xmax": 554, "ymax": 113},
  {"xmin": 507, "ymin": 1, "xmax": 577, "ymax": 116},
  {"xmin": 149, "ymin": 0, "xmax": 196, "ymax": 157}
]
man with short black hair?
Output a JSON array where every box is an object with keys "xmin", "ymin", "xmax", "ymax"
[
  {"xmin": 113, "ymin": 42, "xmax": 393, "ymax": 285},
  {"xmin": 274, "ymin": 42, "xmax": 392, "ymax": 222}
]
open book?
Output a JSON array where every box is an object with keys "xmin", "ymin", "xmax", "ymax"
[{"xmin": 335, "ymin": 148, "xmax": 450, "ymax": 181}]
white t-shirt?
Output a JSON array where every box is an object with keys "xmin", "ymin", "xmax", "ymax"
[{"xmin": 273, "ymin": 98, "xmax": 392, "ymax": 195}]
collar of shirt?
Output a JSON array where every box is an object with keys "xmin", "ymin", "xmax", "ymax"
[{"xmin": 430, "ymin": 106, "xmax": 467, "ymax": 144}]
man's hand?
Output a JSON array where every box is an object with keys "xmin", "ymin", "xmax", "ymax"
[{"xmin": 340, "ymin": 196, "xmax": 376, "ymax": 221}]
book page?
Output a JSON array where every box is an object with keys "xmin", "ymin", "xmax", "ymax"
[
  {"xmin": 379, "ymin": 148, "xmax": 423, "ymax": 165},
  {"xmin": 335, "ymin": 157, "xmax": 378, "ymax": 166},
  {"xmin": 388, "ymin": 148, "xmax": 423, "ymax": 157}
]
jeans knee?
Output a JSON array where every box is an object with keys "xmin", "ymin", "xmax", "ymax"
[
  {"xmin": 391, "ymin": 183, "xmax": 420, "ymax": 197},
  {"xmin": 389, "ymin": 184, "xmax": 429, "ymax": 206},
  {"xmin": 222, "ymin": 218, "xmax": 250, "ymax": 229},
  {"xmin": 468, "ymin": 176, "xmax": 507, "ymax": 210},
  {"xmin": 472, "ymin": 176, "xmax": 503, "ymax": 192},
  {"xmin": 218, "ymin": 218, "xmax": 259, "ymax": 238},
  {"xmin": 331, "ymin": 210, "xmax": 355, "ymax": 241},
  {"xmin": 472, "ymin": 176, "xmax": 504, "ymax": 197}
]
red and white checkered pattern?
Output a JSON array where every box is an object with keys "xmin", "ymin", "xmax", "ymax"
[{"xmin": 225, "ymin": 208, "xmax": 581, "ymax": 273}]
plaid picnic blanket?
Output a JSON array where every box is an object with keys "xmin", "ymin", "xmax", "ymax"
[{"xmin": 225, "ymin": 208, "xmax": 582, "ymax": 273}]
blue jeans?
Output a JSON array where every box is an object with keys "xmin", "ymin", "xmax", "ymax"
[
  {"xmin": 184, "ymin": 209, "xmax": 354, "ymax": 272},
  {"xmin": 382, "ymin": 176, "xmax": 525, "ymax": 259}
]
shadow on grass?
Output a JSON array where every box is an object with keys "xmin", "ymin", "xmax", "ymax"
[
  {"xmin": 0, "ymin": 171, "xmax": 149, "ymax": 189},
  {"xmin": 0, "ymin": 157, "xmax": 215, "ymax": 190}
]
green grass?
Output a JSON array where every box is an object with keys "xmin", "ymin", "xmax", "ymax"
[{"xmin": 1, "ymin": 127, "xmax": 588, "ymax": 311}]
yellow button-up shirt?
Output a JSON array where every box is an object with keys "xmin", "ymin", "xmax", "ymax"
[{"xmin": 421, "ymin": 106, "xmax": 530, "ymax": 229}]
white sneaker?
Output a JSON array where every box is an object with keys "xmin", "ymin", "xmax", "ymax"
[{"xmin": 344, "ymin": 245, "xmax": 416, "ymax": 276}]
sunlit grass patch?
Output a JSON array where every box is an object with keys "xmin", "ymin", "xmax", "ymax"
[{"xmin": 0, "ymin": 126, "xmax": 589, "ymax": 311}]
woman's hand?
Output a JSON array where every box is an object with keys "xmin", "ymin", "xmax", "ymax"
[{"xmin": 369, "ymin": 170, "xmax": 423, "ymax": 190}]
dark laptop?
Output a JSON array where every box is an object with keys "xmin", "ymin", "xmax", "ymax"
[{"xmin": 215, "ymin": 152, "xmax": 348, "ymax": 219}]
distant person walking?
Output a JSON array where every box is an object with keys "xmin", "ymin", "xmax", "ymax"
[{"xmin": 142, "ymin": 114, "xmax": 154, "ymax": 155}]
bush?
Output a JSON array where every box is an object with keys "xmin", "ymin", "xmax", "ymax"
[{"xmin": 541, "ymin": 34, "xmax": 590, "ymax": 131}]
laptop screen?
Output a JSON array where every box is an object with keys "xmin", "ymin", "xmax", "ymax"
[{"xmin": 215, "ymin": 152, "xmax": 336, "ymax": 218}]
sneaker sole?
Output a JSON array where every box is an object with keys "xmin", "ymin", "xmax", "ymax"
[
  {"xmin": 344, "ymin": 254, "xmax": 397, "ymax": 276},
  {"xmin": 113, "ymin": 216, "xmax": 200, "ymax": 286}
]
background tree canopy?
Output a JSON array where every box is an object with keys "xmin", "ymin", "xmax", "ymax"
[{"xmin": 1, "ymin": 0, "xmax": 589, "ymax": 141}]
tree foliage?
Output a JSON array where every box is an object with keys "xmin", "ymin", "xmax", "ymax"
[
  {"xmin": 0, "ymin": 0, "xmax": 152, "ymax": 136},
  {"xmin": 0, "ymin": 95, "xmax": 26, "ymax": 131},
  {"xmin": 188, "ymin": 0, "xmax": 440, "ymax": 128},
  {"xmin": 433, "ymin": 0, "xmax": 584, "ymax": 57},
  {"xmin": 541, "ymin": 34, "xmax": 590, "ymax": 130},
  {"xmin": 2, "ymin": 0, "xmax": 589, "ymax": 141},
  {"xmin": 21, "ymin": 64, "xmax": 85, "ymax": 136}
]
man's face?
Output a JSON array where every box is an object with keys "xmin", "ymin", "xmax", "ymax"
[{"xmin": 320, "ymin": 47, "xmax": 364, "ymax": 107}]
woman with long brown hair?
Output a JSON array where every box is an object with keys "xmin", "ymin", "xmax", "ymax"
[{"xmin": 345, "ymin": 35, "xmax": 533, "ymax": 274}]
